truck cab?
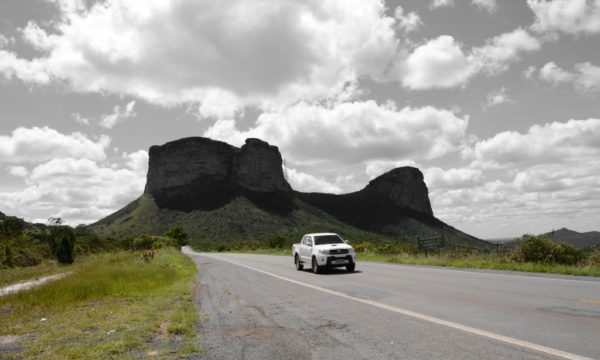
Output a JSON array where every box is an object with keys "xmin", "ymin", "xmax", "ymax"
[{"xmin": 292, "ymin": 233, "xmax": 356, "ymax": 273}]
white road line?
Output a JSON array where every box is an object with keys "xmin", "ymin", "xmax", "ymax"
[{"xmin": 196, "ymin": 252, "xmax": 594, "ymax": 360}]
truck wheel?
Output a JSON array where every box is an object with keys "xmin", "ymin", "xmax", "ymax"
[
  {"xmin": 346, "ymin": 263, "xmax": 355, "ymax": 272},
  {"xmin": 295, "ymin": 254, "xmax": 303, "ymax": 271},
  {"xmin": 312, "ymin": 257, "xmax": 321, "ymax": 274}
]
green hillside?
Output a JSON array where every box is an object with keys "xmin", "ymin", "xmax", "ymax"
[{"xmin": 90, "ymin": 194, "xmax": 492, "ymax": 250}]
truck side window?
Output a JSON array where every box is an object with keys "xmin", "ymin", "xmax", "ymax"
[{"xmin": 307, "ymin": 237, "xmax": 312, "ymax": 246}]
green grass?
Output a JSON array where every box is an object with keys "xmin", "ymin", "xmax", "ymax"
[
  {"xmin": 0, "ymin": 248, "xmax": 200, "ymax": 359},
  {"xmin": 0, "ymin": 260, "xmax": 71, "ymax": 287},
  {"xmin": 357, "ymin": 252, "xmax": 600, "ymax": 276},
  {"xmin": 214, "ymin": 247, "xmax": 600, "ymax": 277}
]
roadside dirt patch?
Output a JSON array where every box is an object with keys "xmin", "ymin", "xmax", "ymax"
[{"xmin": 0, "ymin": 335, "xmax": 22, "ymax": 353}]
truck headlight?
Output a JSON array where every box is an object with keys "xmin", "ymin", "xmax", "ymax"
[
  {"xmin": 348, "ymin": 248, "xmax": 355, "ymax": 253},
  {"xmin": 318, "ymin": 249, "xmax": 329, "ymax": 255}
]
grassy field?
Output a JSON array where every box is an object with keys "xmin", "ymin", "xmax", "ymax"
[
  {"xmin": 0, "ymin": 248, "xmax": 199, "ymax": 359},
  {"xmin": 213, "ymin": 247, "xmax": 600, "ymax": 277}
]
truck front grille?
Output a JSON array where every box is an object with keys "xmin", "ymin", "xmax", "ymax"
[{"xmin": 329, "ymin": 249, "xmax": 349, "ymax": 255}]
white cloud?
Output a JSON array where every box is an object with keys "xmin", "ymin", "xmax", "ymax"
[
  {"xmin": 528, "ymin": 0, "xmax": 600, "ymax": 35},
  {"xmin": 397, "ymin": 28, "xmax": 540, "ymax": 90},
  {"xmin": 100, "ymin": 101, "xmax": 137, "ymax": 129},
  {"xmin": 472, "ymin": 0, "xmax": 497, "ymax": 13},
  {"xmin": 7, "ymin": 166, "xmax": 29, "ymax": 177},
  {"xmin": 523, "ymin": 65, "xmax": 537, "ymax": 79},
  {"xmin": 430, "ymin": 0, "xmax": 455, "ymax": 9},
  {"xmin": 284, "ymin": 167, "xmax": 343, "ymax": 194},
  {"xmin": 471, "ymin": 28, "xmax": 541, "ymax": 75},
  {"xmin": 205, "ymin": 101, "xmax": 470, "ymax": 168},
  {"xmin": 486, "ymin": 87, "xmax": 514, "ymax": 107},
  {"xmin": 471, "ymin": 118, "xmax": 600, "ymax": 169},
  {"xmin": 71, "ymin": 113, "xmax": 90, "ymax": 125},
  {"xmin": 3, "ymin": 0, "xmax": 399, "ymax": 113},
  {"xmin": 1, "ymin": 157, "xmax": 146, "ymax": 225},
  {"xmin": 0, "ymin": 125, "xmax": 147, "ymax": 225},
  {"xmin": 0, "ymin": 50, "xmax": 51, "ymax": 84},
  {"xmin": 394, "ymin": 6, "xmax": 422, "ymax": 33},
  {"xmin": 539, "ymin": 61, "xmax": 600, "ymax": 94},
  {"xmin": 0, "ymin": 126, "xmax": 110, "ymax": 164},
  {"xmin": 424, "ymin": 167, "xmax": 484, "ymax": 189},
  {"xmin": 400, "ymin": 36, "xmax": 475, "ymax": 90}
]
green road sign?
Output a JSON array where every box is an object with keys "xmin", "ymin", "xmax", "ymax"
[{"xmin": 417, "ymin": 234, "xmax": 445, "ymax": 250}]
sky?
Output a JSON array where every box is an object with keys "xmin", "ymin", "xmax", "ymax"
[{"xmin": 1, "ymin": 0, "xmax": 599, "ymax": 239}]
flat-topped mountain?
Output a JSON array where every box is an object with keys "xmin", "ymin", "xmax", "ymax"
[
  {"xmin": 145, "ymin": 137, "xmax": 293, "ymax": 212},
  {"xmin": 91, "ymin": 137, "xmax": 490, "ymax": 249}
]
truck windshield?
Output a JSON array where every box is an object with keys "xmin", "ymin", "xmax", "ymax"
[{"xmin": 314, "ymin": 235, "xmax": 344, "ymax": 245}]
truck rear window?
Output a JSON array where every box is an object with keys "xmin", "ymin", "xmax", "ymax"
[{"xmin": 314, "ymin": 235, "xmax": 344, "ymax": 245}]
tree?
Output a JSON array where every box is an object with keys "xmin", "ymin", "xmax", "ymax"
[
  {"xmin": 270, "ymin": 234, "xmax": 285, "ymax": 249},
  {"xmin": 165, "ymin": 226, "xmax": 188, "ymax": 247},
  {"xmin": 49, "ymin": 225, "xmax": 75, "ymax": 264}
]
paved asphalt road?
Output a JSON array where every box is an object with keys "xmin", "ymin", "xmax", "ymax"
[{"xmin": 182, "ymin": 248, "xmax": 600, "ymax": 360}]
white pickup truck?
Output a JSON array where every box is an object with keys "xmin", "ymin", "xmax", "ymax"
[{"xmin": 292, "ymin": 233, "xmax": 356, "ymax": 273}]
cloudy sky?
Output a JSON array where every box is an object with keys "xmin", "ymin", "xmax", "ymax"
[{"xmin": 1, "ymin": 0, "xmax": 599, "ymax": 239}]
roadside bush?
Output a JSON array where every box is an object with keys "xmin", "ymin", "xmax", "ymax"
[
  {"xmin": 133, "ymin": 235, "xmax": 155, "ymax": 250},
  {"xmin": 511, "ymin": 235, "xmax": 583, "ymax": 265},
  {"xmin": 133, "ymin": 235, "xmax": 177, "ymax": 250},
  {"xmin": 165, "ymin": 226, "xmax": 188, "ymax": 247},
  {"xmin": 585, "ymin": 248, "xmax": 600, "ymax": 266},
  {"xmin": 553, "ymin": 243, "xmax": 584, "ymax": 265},
  {"xmin": 269, "ymin": 234, "xmax": 285, "ymax": 249}
]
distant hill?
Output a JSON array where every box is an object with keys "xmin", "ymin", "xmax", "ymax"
[
  {"xmin": 542, "ymin": 228, "xmax": 600, "ymax": 249},
  {"xmin": 90, "ymin": 137, "xmax": 492, "ymax": 250}
]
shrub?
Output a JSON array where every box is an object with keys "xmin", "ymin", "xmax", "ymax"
[
  {"xmin": 133, "ymin": 235, "xmax": 155, "ymax": 250},
  {"xmin": 553, "ymin": 243, "xmax": 584, "ymax": 265},
  {"xmin": 269, "ymin": 234, "xmax": 285, "ymax": 249},
  {"xmin": 52, "ymin": 226, "xmax": 76, "ymax": 264},
  {"xmin": 165, "ymin": 226, "xmax": 188, "ymax": 247},
  {"xmin": 511, "ymin": 235, "xmax": 583, "ymax": 265}
]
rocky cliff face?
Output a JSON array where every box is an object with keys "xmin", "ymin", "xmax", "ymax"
[
  {"xmin": 0, "ymin": 211, "xmax": 5, "ymax": 219},
  {"xmin": 362, "ymin": 167, "xmax": 433, "ymax": 215},
  {"xmin": 144, "ymin": 137, "xmax": 292, "ymax": 212}
]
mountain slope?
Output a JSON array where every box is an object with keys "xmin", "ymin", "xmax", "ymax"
[
  {"xmin": 90, "ymin": 137, "xmax": 492, "ymax": 250},
  {"xmin": 542, "ymin": 228, "xmax": 600, "ymax": 249}
]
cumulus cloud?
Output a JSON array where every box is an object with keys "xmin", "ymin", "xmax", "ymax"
[
  {"xmin": 205, "ymin": 101, "xmax": 470, "ymax": 169},
  {"xmin": 539, "ymin": 61, "xmax": 600, "ymax": 94},
  {"xmin": 1, "ymin": 0, "xmax": 399, "ymax": 112},
  {"xmin": 397, "ymin": 28, "xmax": 540, "ymax": 90},
  {"xmin": 0, "ymin": 126, "xmax": 148, "ymax": 225},
  {"xmin": 528, "ymin": 0, "xmax": 600, "ymax": 35},
  {"xmin": 100, "ymin": 101, "xmax": 137, "ymax": 129},
  {"xmin": 394, "ymin": 6, "xmax": 422, "ymax": 33},
  {"xmin": 470, "ymin": 118, "xmax": 600, "ymax": 169},
  {"xmin": 485, "ymin": 87, "xmax": 514, "ymax": 107},
  {"xmin": 0, "ymin": 126, "xmax": 110, "ymax": 164},
  {"xmin": 0, "ymin": 156, "xmax": 147, "ymax": 225},
  {"xmin": 284, "ymin": 167, "xmax": 343, "ymax": 194},
  {"xmin": 430, "ymin": 0, "xmax": 455, "ymax": 9},
  {"xmin": 472, "ymin": 0, "xmax": 497, "ymax": 13},
  {"xmin": 400, "ymin": 36, "xmax": 474, "ymax": 90}
]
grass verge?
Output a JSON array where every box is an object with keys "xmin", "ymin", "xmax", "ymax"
[
  {"xmin": 209, "ymin": 247, "xmax": 600, "ymax": 277},
  {"xmin": 0, "ymin": 248, "xmax": 199, "ymax": 359},
  {"xmin": 357, "ymin": 253, "xmax": 600, "ymax": 276}
]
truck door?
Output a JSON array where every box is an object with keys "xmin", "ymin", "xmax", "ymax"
[{"xmin": 301, "ymin": 236, "xmax": 313, "ymax": 261}]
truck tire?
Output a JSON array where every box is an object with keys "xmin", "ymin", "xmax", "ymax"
[
  {"xmin": 295, "ymin": 254, "xmax": 303, "ymax": 271},
  {"xmin": 312, "ymin": 257, "xmax": 321, "ymax": 274},
  {"xmin": 346, "ymin": 263, "xmax": 355, "ymax": 272}
]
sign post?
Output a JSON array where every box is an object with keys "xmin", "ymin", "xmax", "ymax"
[{"xmin": 416, "ymin": 234, "xmax": 445, "ymax": 257}]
